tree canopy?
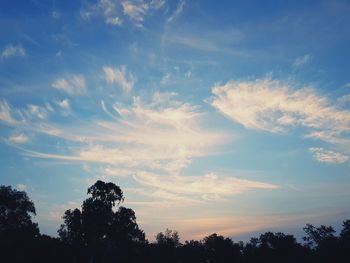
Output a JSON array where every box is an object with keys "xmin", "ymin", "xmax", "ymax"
[{"xmin": 1, "ymin": 181, "xmax": 350, "ymax": 263}]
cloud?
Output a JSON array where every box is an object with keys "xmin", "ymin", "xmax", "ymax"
[
  {"xmin": 103, "ymin": 66, "xmax": 135, "ymax": 93},
  {"xmin": 167, "ymin": 0, "xmax": 185, "ymax": 22},
  {"xmin": 309, "ymin": 147, "xmax": 348, "ymax": 164},
  {"xmin": 337, "ymin": 94, "xmax": 350, "ymax": 105},
  {"xmin": 210, "ymin": 77, "xmax": 350, "ymax": 134},
  {"xmin": 81, "ymin": 0, "xmax": 165, "ymax": 27},
  {"xmin": 58, "ymin": 99, "xmax": 70, "ymax": 110},
  {"xmin": 0, "ymin": 100, "xmax": 18, "ymax": 124},
  {"xmin": 52, "ymin": 75, "xmax": 86, "ymax": 95},
  {"xmin": 122, "ymin": 1, "xmax": 148, "ymax": 23},
  {"xmin": 9, "ymin": 134, "xmax": 29, "ymax": 144},
  {"xmin": 16, "ymin": 184, "xmax": 27, "ymax": 191},
  {"xmin": 160, "ymin": 73, "xmax": 171, "ymax": 85},
  {"xmin": 27, "ymin": 104, "xmax": 49, "ymax": 119},
  {"xmin": 163, "ymin": 29, "xmax": 245, "ymax": 55},
  {"xmin": 293, "ymin": 54, "xmax": 312, "ymax": 68},
  {"xmin": 132, "ymin": 171, "xmax": 279, "ymax": 201},
  {"xmin": 1, "ymin": 44, "xmax": 26, "ymax": 58},
  {"xmin": 106, "ymin": 16, "xmax": 122, "ymax": 25},
  {"xmin": 18, "ymin": 93, "xmax": 230, "ymax": 175},
  {"xmin": 210, "ymin": 77, "xmax": 350, "ymax": 162}
]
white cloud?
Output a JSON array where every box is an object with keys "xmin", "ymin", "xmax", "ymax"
[
  {"xmin": 27, "ymin": 104, "xmax": 49, "ymax": 119},
  {"xmin": 164, "ymin": 29, "xmax": 245, "ymax": 54},
  {"xmin": 58, "ymin": 99, "xmax": 70, "ymax": 110},
  {"xmin": 103, "ymin": 66, "xmax": 135, "ymax": 93},
  {"xmin": 122, "ymin": 1, "xmax": 148, "ymax": 23},
  {"xmin": 0, "ymin": 100, "xmax": 18, "ymax": 124},
  {"xmin": 106, "ymin": 16, "xmax": 122, "ymax": 25},
  {"xmin": 20, "ymin": 93, "xmax": 230, "ymax": 174},
  {"xmin": 150, "ymin": 0, "xmax": 165, "ymax": 9},
  {"xmin": 167, "ymin": 0, "xmax": 185, "ymax": 22},
  {"xmin": 81, "ymin": 0, "xmax": 165, "ymax": 27},
  {"xmin": 337, "ymin": 94, "xmax": 350, "ymax": 105},
  {"xmin": 1, "ymin": 44, "xmax": 26, "ymax": 58},
  {"xmin": 52, "ymin": 75, "xmax": 86, "ymax": 95},
  {"xmin": 293, "ymin": 54, "xmax": 312, "ymax": 68},
  {"xmin": 133, "ymin": 171, "xmax": 279, "ymax": 201},
  {"xmin": 160, "ymin": 73, "xmax": 171, "ymax": 85},
  {"xmin": 210, "ymin": 77, "xmax": 350, "ymax": 134},
  {"xmin": 16, "ymin": 184, "xmax": 27, "ymax": 191},
  {"xmin": 210, "ymin": 77, "xmax": 350, "ymax": 162},
  {"xmin": 152, "ymin": 91, "xmax": 177, "ymax": 104},
  {"xmin": 9, "ymin": 134, "xmax": 29, "ymax": 144},
  {"xmin": 309, "ymin": 147, "xmax": 348, "ymax": 164}
]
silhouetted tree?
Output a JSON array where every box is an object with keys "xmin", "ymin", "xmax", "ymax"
[
  {"xmin": 339, "ymin": 220, "xmax": 350, "ymax": 261},
  {"xmin": 58, "ymin": 180, "xmax": 145, "ymax": 263},
  {"xmin": 0, "ymin": 185, "xmax": 39, "ymax": 237},
  {"xmin": 156, "ymin": 228, "xmax": 180, "ymax": 247},
  {"xmin": 4, "ymin": 182, "xmax": 350, "ymax": 263},
  {"xmin": 245, "ymin": 232, "xmax": 309, "ymax": 263},
  {"xmin": 303, "ymin": 223, "xmax": 338, "ymax": 262},
  {"xmin": 0, "ymin": 185, "xmax": 40, "ymax": 262},
  {"xmin": 303, "ymin": 224, "xmax": 336, "ymax": 248},
  {"xmin": 152, "ymin": 228, "xmax": 180, "ymax": 263},
  {"xmin": 180, "ymin": 240, "xmax": 206, "ymax": 263},
  {"xmin": 203, "ymin": 233, "xmax": 241, "ymax": 263}
]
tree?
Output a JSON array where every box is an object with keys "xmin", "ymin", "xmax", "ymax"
[
  {"xmin": 303, "ymin": 224, "xmax": 336, "ymax": 248},
  {"xmin": 340, "ymin": 220, "xmax": 350, "ymax": 240},
  {"xmin": 203, "ymin": 233, "xmax": 240, "ymax": 263},
  {"xmin": 0, "ymin": 185, "xmax": 40, "ymax": 262},
  {"xmin": 156, "ymin": 228, "xmax": 180, "ymax": 248},
  {"xmin": 58, "ymin": 180, "xmax": 145, "ymax": 263},
  {"xmin": 0, "ymin": 185, "xmax": 39, "ymax": 237}
]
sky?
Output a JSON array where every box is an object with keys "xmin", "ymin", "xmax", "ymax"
[{"xmin": 1, "ymin": 0, "xmax": 350, "ymax": 242}]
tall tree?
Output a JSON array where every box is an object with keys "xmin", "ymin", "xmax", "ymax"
[
  {"xmin": 0, "ymin": 185, "xmax": 40, "ymax": 262},
  {"xmin": 0, "ymin": 185, "xmax": 39, "ymax": 237},
  {"xmin": 58, "ymin": 180, "xmax": 145, "ymax": 263}
]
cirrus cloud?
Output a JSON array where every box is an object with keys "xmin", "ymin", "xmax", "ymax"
[
  {"xmin": 103, "ymin": 66, "xmax": 135, "ymax": 93},
  {"xmin": 210, "ymin": 77, "xmax": 350, "ymax": 163},
  {"xmin": 52, "ymin": 75, "xmax": 86, "ymax": 95},
  {"xmin": 309, "ymin": 147, "xmax": 348, "ymax": 164}
]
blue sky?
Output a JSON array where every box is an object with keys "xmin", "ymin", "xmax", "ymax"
[{"xmin": 1, "ymin": 0, "xmax": 350, "ymax": 241}]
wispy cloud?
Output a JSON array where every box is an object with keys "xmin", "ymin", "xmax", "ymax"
[
  {"xmin": 1, "ymin": 44, "xmax": 26, "ymax": 59},
  {"xmin": 8, "ymin": 134, "xmax": 29, "ymax": 144},
  {"xmin": 103, "ymin": 66, "xmax": 135, "ymax": 93},
  {"xmin": 132, "ymin": 171, "xmax": 279, "ymax": 201},
  {"xmin": 122, "ymin": 1, "xmax": 148, "ymax": 24},
  {"xmin": 16, "ymin": 183, "xmax": 28, "ymax": 191},
  {"xmin": 210, "ymin": 77, "xmax": 350, "ymax": 133},
  {"xmin": 0, "ymin": 100, "xmax": 18, "ymax": 125},
  {"xmin": 309, "ymin": 147, "xmax": 348, "ymax": 164},
  {"xmin": 210, "ymin": 77, "xmax": 350, "ymax": 162},
  {"xmin": 167, "ymin": 0, "xmax": 185, "ymax": 22},
  {"xmin": 2, "ymin": 93, "xmax": 230, "ymax": 175},
  {"xmin": 81, "ymin": 0, "xmax": 165, "ymax": 27},
  {"xmin": 57, "ymin": 99, "xmax": 70, "ymax": 110},
  {"xmin": 52, "ymin": 75, "xmax": 86, "ymax": 95},
  {"xmin": 26, "ymin": 104, "xmax": 49, "ymax": 119},
  {"xmin": 293, "ymin": 54, "xmax": 312, "ymax": 68},
  {"xmin": 163, "ymin": 29, "xmax": 245, "ymax": 55},
  {"xmin": 105, "ymin": 16, "xmax": 122, "ymax": 25}
]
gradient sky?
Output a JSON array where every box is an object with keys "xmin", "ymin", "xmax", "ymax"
[{"xmin": 1, "ymin": 0, "xmax": 350, "ymax": 241}]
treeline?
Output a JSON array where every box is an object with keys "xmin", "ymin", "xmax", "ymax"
[{"xmin": 1, "ymin": 181, "xmax": 350, "ymax": 263}]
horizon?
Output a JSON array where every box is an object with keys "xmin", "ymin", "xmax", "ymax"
[{"xmin": 1, "ymin": 0, "xmax": 350, "ymax": 242}]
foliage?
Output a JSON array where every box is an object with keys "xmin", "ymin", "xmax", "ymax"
[{"xmin": 1, "ymin": 182, "xmax": 350, "ymax": 263}]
